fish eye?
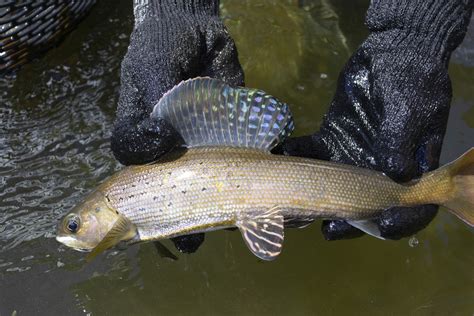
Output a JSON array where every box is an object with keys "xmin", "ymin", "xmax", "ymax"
[{"xmin": 65, "ymin": 215, "xmax": 81, "ymax": 233}]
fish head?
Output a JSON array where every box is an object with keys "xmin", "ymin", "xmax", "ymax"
[{"xmin": 56, "ymin": 191, "xmax": 119, "ymax": 252}]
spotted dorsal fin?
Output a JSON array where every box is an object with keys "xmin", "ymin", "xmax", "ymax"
[
  {"xmin": 236, "ymin": 206, "xmax": 285, "ymax": 261},
  {"xmin": 151, "ymin": 77, "xmax": 294, "ymax": 151}
]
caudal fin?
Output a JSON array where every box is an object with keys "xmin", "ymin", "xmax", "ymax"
[{"xmin": 442, "ymin": 148, "xmax": 474, "ymax": 227}]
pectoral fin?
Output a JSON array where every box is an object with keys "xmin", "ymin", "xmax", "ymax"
[
  {"xmin": 236, "ymin": 206, "xmax": 285, "ymax": 261},
  {"xmin": 86, "ymin": 215, "xmax": 137, "ymax": 262}
]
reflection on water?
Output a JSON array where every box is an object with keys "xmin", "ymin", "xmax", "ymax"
[
  {"xmin": 0, "ymin": 1, "xmax": 129, "ymax": 253},
  {"xmin": 0, "ymin": 0, "xmax": 473, "ymax": 315}
]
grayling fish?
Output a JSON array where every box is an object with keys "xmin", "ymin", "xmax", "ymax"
[{"xmin": 56, "ymin": 78, "xmax": 474, "ymax": 261}]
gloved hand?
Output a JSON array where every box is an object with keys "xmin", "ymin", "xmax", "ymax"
[
  {"xmin": 111, "ymin": 0, "xmax": 244, "ymax": 252},
  {"xmin": 282, "ymin": 0, "xmax": 473, "ymax": 240}
]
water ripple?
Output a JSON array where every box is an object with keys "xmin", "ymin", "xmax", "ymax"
[{"xmin": 0, "ymin": 0, "xmax": 131, "ymax": 253}]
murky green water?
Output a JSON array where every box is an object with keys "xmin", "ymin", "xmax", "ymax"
[{"xmin": 1, "ymin": 1, "xmax": 473, "ymax": 315}]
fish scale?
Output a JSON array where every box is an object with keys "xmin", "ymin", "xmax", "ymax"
[
  {"xmin": 56, "ymin": 78, "xmax": 474, "ymax": 261},
  {"xmin": 100, "ymin": 146, "xmax": 406, "ymax": 241}
]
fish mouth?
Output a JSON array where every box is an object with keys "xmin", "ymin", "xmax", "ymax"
[{"xmin": 55, "ymin": 235, "xmax": 92, "ymax": 252}]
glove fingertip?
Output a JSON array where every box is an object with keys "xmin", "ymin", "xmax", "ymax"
[
  {"xmin": 171, "ymin": 233, "xmax": 205, "ymax": 254},
  {"xmin": 111, "ymin": 116, "xmax": 184, "ymax": 165},
  {"xmin": 280, "ymin": 134, "xmax": 330, "ymax": 160},
  {"xmin": 377, "ymin": 205, "xmax": 438, "ymax": 240}
]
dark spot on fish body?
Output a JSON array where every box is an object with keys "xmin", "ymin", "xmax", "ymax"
[
  {"xmin": 167, "ymin": 202, "xmax": 173, "ymax": 207},
  {"xmin": 153, "ymin": 196, "xmax": 159, "ymax": 201},
  {"xmin": 95, "ymin": 207, "xmax": 100, "ymax": 213},
  {"xmin": 182, "ymin": 190, "xmax": 187, "ymax": 194},
  {"xmin": 138, "ymin": 207, "xmax": 146, "ymax": 212},
  {"xmin": 171, "ymin": 185, "xmax": 177, "ymax": 189},
  {"xmin": 202, "ymin": 187, "xmax": 207, "ymax": 191},
  {"xmin": 128, "ymin": 194, "xmax": 134, "ymax": 199},
  {"xmin": 236, "ymin": 184, "xmax": 241, "ymax": 189}
]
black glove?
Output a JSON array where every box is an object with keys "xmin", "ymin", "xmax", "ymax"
[
  {"xmin": 112, "ymin": 0, "xmax": 244, "ymax": 166},
  {"xmin": 111, "ymin": 0, "xmax": 244, "ymax": 252},
  {"xmin": 282, "ymin": 0, "xmax": 473, "ymax": 240}
]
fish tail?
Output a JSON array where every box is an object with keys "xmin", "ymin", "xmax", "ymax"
[
  {"xmin": 403, "ymin": 147, "xmax": 474, "ymax": 227},
  {"xmin": 438, "ymin": 148, "xmax": 474, "ymax": 227}
]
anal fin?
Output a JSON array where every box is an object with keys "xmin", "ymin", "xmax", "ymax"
[
  {"xmin": 236, "ymin": 206, "xmax": 285, "ymax": 261},
  {"xmin": 347, "ymin": 219, "xmax": 385, "ymax": 240}
]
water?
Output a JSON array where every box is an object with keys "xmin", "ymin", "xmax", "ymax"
[{"xmin": 0, "ymin": 0, "xmax": 473, "ymax": 314}]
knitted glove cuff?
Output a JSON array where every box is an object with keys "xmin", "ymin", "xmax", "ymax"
[{"xmin": 365, "ymin": 0, "xmax": 473, "ymax": 62}]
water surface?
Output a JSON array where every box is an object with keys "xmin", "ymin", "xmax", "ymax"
[{"xmin": 0, "ymin": 0, "xmax": 473, "ymax": 314}]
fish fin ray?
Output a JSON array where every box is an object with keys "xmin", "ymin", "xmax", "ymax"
[
  {"xmin": 153, "ymin": 241, "xmax": 178, "ymax": 261},
  {"xmin": 151, "ymin": 78, "xmax": 294, "ymax": 151},
  {"xmin": 347, "ymin": 219, "xmax": 385, "ymax": 240},
  {"xmin": 86, "ymin": 215, "xmax": 137, "ymax": 262},
  {"xmin": 236, "ymin": 206, "xmax": 284, "ymax": 260},
  {"xmin": 284, "ymin": 217, "xmax": 315, "ymax": 229},
  {"xmin": 442, "ymin": 148, "xmax": 474, "ymax": 226}
]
